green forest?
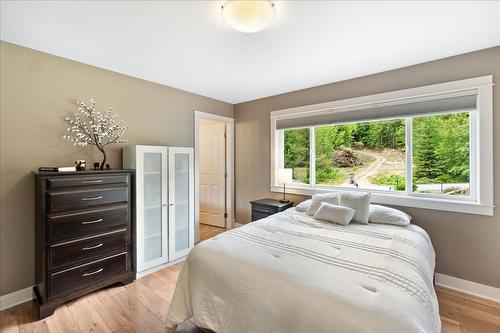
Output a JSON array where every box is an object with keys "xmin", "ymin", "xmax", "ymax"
[{"xmin": 283, "ymin": 113, "xmax": 470, "ymax": 191}]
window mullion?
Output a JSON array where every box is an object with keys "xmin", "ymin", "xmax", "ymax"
[
  {"xmin": 310, "ymin": 127, "xmax": 316, "ymax": 187},
  {"xmin": 469, "ymin": 111, "xmax": 478, "ymax": 202},
  {"xmin": 279, "ymin": 130, "xmax": 284, "ymax": 169},
  {"xmin": 405, "ymin": 117, "xmax": 413, "ymax": 195}
]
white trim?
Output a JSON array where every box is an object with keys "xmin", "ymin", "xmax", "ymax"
[
  {"xmin": 435, "ymin": 273, "xmax": 500, "ymax": 304},
  {"xmin": 405, "ymin": 117, "xmax": 413, "ymax": 195},
  {"xmin": 309, "ymin": 127, "xmax": 316, "ymax": 186},
  {"xmin": 194, "ymin": 111, "xmax": 235, "ymax": 238},
  {"xmin": 270, "ymin": 75, "xmax": 492, "ymax": 118},
  {"xmin": 0, "ymin": 286, "xmax": 33, "ymax": 311},
  {"xmin": 269, "ymin": 76, "xmax": 494, "ymax": 216},
  {"xmin": 476, "ymin": 84, "xmax": 494, "ymax": 209},
  {"xmin": 468, "ymin": 111, "xmax": 479, "ymax": 202},
  {"xmin": 270, "ymin": 184, "xmax": 493, "ymax": 215},
  {"xmin": 135, "ymin": 256, "xmax": 186, "ymax": 279}
]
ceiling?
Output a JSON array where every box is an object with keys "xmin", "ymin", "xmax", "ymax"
[{"xmin": 1, "ymin": 1, "xmax": 499, "ymax": 104}]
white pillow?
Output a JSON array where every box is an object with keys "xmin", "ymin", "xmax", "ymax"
[
  {"xmin": 313, "ymin": 202, "xmax": 355, "ymax": 226},
  {"xmin": 306, "ymin": 193, "xmax": 340, "ymax": 216},
  {"xmin": 339, "ymin": 192, "xmax": 371, "ymax": 224},
  {"xmin": 369, "ymin": 204, "xmax": 411, "ymax": 226},
  {"xmin": 295, "ymin": 199, "xmax": 312, "ymax": 212}
]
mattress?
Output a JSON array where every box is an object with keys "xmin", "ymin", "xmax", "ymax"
[{"xmin": 165, "ymin": 208, "xmax": 440, "ymax": 333}]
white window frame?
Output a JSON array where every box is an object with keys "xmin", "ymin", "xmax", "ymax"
[{"xmin": 270, "ymin": 76, "xmax": 494, "ymax": 216}]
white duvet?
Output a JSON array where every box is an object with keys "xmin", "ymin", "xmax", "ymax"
[{"xmin": 165, "ymin": 208, "xmax": 440, "ymax": 333}]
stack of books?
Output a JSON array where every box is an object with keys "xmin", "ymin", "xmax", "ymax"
[{"xmin": 38, "ymin": 166, "xmax": 76, "ymax": 172}]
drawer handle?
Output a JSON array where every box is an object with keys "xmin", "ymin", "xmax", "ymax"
[
  {"xmin": 82, "ymin": 268, "xmax": 103, "ymax": 277},
  {"xmin": 81, "ymin": 218, "xmax": 104, "ymax": 225},
  {"xmin": 81, "ymin": 179, "xmax": 104, "ymax": 184},
  {"xmin": 82, "ymin": 243, "xmax": 104, "ymax": 251},
  {"xmin": 81, "ymin": 196, "xmax": 103, "ymax": 201}
]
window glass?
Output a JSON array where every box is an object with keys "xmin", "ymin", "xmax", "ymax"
[
  {"xmin": 279, "ymin": 112, "xmax": 472, "ymax": 198},
  {"xmin": 315, "ymin": 119, "xmax": 406, "ymax": 191},
  {"xmin": 284, "ymin": 128, "xmax": 310, "ymax": 184},
  {"xmin": 412, "ymin": 112, "xmax": 470, "ymax": 196}
]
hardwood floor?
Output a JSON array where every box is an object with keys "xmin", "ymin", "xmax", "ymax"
[
  {"xmin": 199, "ymin": 224, "xmax": 227, "ymax": 242},
  {"xmin": 438, "ymin": 286, "xmax": 500, "ymax": 333},
  {"xmin": 1, "ymin": 224, "xmax": 499, "ymax": 333}
]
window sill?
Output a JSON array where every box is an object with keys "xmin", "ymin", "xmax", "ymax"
[{"xmin": 270, "ymin": 185, "xmax": 494, "ymax": 216}]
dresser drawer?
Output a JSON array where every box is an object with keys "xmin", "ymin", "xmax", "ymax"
[
  {"xmin": 49, "ymin": 252, "xmax": 128, "ymax": 298},
  {"xmin": 49, "ymin": 230, "xmax": 127, "ymax": 269},
  {"xmin": 48, "ymin": 187, "xmax": 128, "ymax": 212},
  {"xmin": 47, "ymin": 174, "xmax": 128, "ymax": 189},
  {"xmin": 252, "ymin": 204, "xmax": 278, "ymax": 215},
  {"xmin": 250, "ymin": 199, "xmax": 294, "ymax": 222},
  {"xmin": 48, "ymin": 205, "xmax": 128, "ymax": 241},
  {"xmin": 252, "ymin": 211, "xmax": 273, "ymax": 221}
]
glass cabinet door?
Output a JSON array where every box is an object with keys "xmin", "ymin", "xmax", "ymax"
[
  {"xmin": 168, "ymin": 148, "xmax": 194, "ymax": 260},
  {"xmin": 141, "ymin": 150, "xmax": 167, "ymax": 269}
]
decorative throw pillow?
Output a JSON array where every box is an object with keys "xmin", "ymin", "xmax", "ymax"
[
  {"xmin": 339, "ymin": 191, "xmax": 371, "ymax": 224},
  {"xmin": 306, "ymin": 193, "xmax": 340, "ymax": 216},
  {"xmin": 295, "ymin": 199, "xmax": 312, "ymax": 212},
  {"xmin": 313, "ymin": 202, "xmax": 356, "ymax": 226},
  {"xmin": 369, "ymin": 204, "xmax": 411, "ymax": 226}
]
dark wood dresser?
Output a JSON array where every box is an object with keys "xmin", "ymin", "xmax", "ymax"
[
  {"xmin": 34, "ymin": 170, "xmax": 134, "ymax": 318},
  {"xmin": 250, "ymin": 199, "xmax": 294, "ymax": 222}
]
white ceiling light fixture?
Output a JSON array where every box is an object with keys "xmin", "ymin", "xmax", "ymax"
[{"xmin": 221, "ymin": 0, "xmax": 275, "ymax": 33}]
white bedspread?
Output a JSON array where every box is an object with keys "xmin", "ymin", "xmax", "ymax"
[{"xmin": 165, "ymin": 208, "xmax": 440, "ymax": 333}]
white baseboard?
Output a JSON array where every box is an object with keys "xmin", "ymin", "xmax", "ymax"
[
  {"xmin": 0, "ymin": 286, "xmax": 34, "ymax": 311},
  {"xmin": 435, "ymin": 273, "xmax": 500, "ymax": 303}
]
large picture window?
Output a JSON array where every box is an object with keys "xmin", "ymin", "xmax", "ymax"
[
  {"xmin": 281, "ymin": 112, "xmax": 470, "ymax": 196},
  {"xmin": 270, "ymin": 76, "xmax": 493, "ymax": 215}
]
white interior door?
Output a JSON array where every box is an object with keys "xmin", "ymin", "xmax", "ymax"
[{"xmin": 199, "ymin": 119, "xmax": 226, "ymax": 228}]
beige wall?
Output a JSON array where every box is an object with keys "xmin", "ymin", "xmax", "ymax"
[
  {"xmin": 0, "ymin": 42, "xmax": 233, "ymax": 296},
  {"xmin": 234, "ymin": 46, "xmax": 500, "ymax": 288}
]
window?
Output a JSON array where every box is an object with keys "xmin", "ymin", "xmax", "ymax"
[
  {"xmin": 284, "ymin": 128, "xmax": 310, "ymax": 184},
  {"xmin": 281, "ymin": 112, "xmax": 470, "ymax": 195},
  {"xmin": 412, "ymin": 113, "xmax": 470, "ymax": 196},
  {"xmin": 315, "ymin": 119, "xmax": 406, "ymax": 192},
  {"xmin": 270, "ymin": 76, "xmax": 493, "ymax": 215}
]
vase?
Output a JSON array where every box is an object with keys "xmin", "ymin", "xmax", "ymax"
[{"xmin": 98, "ymin": 147, "xmax": 107, "ymax": 170}]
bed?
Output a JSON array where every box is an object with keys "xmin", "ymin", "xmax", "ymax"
[{"xmin": 165, "ymin": 207, "xmax": 440, "ymax": 333}]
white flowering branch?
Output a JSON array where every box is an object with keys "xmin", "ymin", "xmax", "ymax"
[{"xmin": 63, "ymin": 98, "xmax": 129, "ymax": 170}]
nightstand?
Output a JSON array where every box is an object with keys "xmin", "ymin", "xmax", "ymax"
[{"xmin": 250, "ymin": 198, "xmax": 294, "ymax": 222}]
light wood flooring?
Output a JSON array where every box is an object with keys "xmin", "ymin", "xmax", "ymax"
[
  {"xmin": 199, "ymin": 224, "xmax": 226, "ymax": 242},
  {"xmin": 1, "ymin": 224, "xmax": 499, "ymax": 333}
]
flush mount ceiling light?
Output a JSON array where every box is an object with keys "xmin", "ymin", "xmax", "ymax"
[{"xmin": 221, "ymin": 0, "xmax": 275, "ymax": 33}]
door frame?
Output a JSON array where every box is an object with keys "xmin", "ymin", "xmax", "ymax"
[{"xmin": 194, "ymin": 111, "xmax": 234, "ymax": 236}]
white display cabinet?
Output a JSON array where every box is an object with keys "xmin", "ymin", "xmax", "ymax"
[{"xmin": 123, "ymin": 145, "xmax": 194, "ymax": 276}]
